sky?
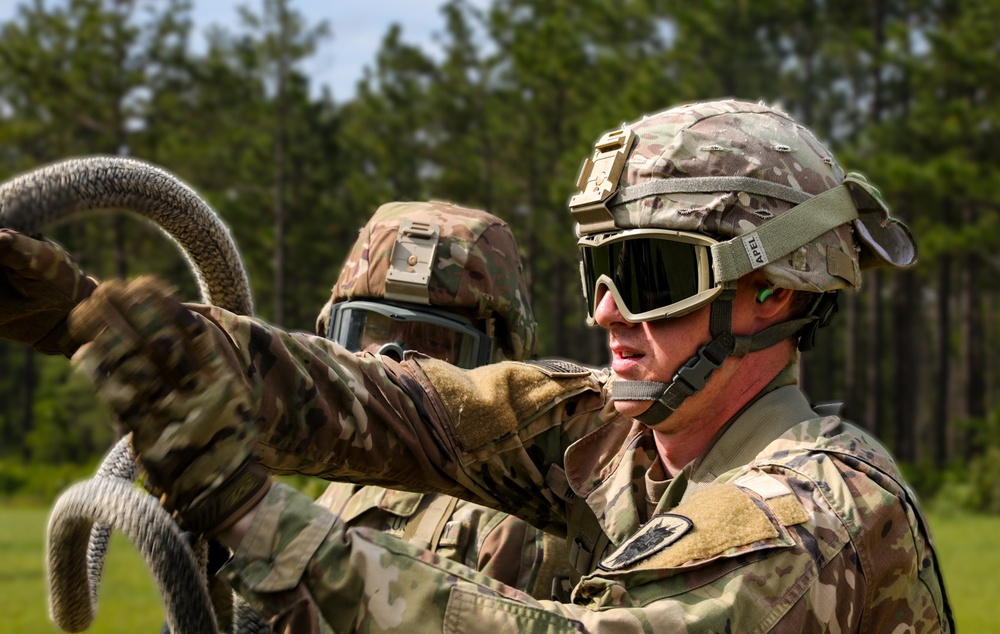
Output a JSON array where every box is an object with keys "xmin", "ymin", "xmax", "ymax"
[{"xmin": 0, "ymin": 0, "xmax": 487, "ymax": 101}]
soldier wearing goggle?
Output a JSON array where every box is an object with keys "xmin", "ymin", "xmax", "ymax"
[
  {"xmin": 316, "ymin": 201, "xmax": 534, "ymax": 369},
  {"xmin": 569, "ymin": 119, "xmax": 914, "ymax": 425},
  {"xmin": 314, "ymin": 201, "xmax": 571, "ymax": 603},
  {"xmin": 60, "ymin": 100, "xmax": 953, "ymax": 632}
]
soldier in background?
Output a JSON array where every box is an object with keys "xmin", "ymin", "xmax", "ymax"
[
  {"xmin": 19, "ymin": 99, "xmax": 954, "ymax": 631},
  {"xmin": 313, "ymin": 200, "xmax": 569, "ymax": 602}
]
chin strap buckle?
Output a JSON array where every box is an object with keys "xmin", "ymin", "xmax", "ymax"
[{"xmin": 673, "ymin": 340, "xmax": 728, "ymax": 391}]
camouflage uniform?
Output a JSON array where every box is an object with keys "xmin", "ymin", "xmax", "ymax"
[
  {"xmin": 313, "ymin": 201, "xmax": 568, "ymax": 604},
  {"xmin": 183, "ymin": 307, "xmax": 950, "ymax": 632},
  {"xmin": 68, "ymin": 101, "xmax": 951, "ymax": 632}
]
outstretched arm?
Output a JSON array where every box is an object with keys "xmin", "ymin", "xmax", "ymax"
[{"xmin": 0, "ymin": 229, "xmax": 97, "ymax": 356}]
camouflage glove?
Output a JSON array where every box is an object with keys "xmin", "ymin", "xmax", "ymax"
[
  {"xmin": 0, "ymin": 229, "xmax": 98, "ymax": 356},
  {"xmin": 69, "ymin": 276, "xmax": 270, "ymax": 535}
]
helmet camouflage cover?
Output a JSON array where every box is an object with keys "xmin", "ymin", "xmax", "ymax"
[
  {"xmin": 317, "ymin": 201, "xmax": 536, "ymax": 360},
  {"xmin": 571, "ymin": 99, "xmax": 917, "ymax": 294}
]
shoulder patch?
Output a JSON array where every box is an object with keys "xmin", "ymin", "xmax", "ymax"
[
  {"xmin": 632, "ymin": 484, "xmax": 788, "ymax": 572},
  {"xmin": 521, "ymin": 359, "xmax": 592, "ymax": 378},
  {"xmin": 598, "ymin": 513, "xmax": 692, "ymax": 571}
]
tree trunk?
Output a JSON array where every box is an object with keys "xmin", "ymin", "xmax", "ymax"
[
  {"xmin": 551, "ymin": 256, "xmax": 567, "ymax": 357},
  {"xmin": 866, "ymin": 270, "xmax": 884, "ymax": 438},
  {"xmin": 273, "ymin": 0, "xmax": 290, "ymax": 326},
  {"xmin": 844, "ymin": 292, "xmax": 859, "ymax": 421},
  {"xmin": 892, "ymin": 269, "xmax": 918, "ymax": 462},
  {"xmin": 21, "ymin": 347, "xmax": 35, "ymax": 461},
  {"xmin": 0, "ymin": 343, "xmax": 10, "ymax": 448},
  {"xmin": 933, "ymin": 251, "xmax": 952, "ymax": 467},
  {"xmin": 113, "ymin": 215, "xmax": 128, "ymax": 280},
  {"xmin": 962, "ymin": 214, "xmax": 985, "ymax": 456}
]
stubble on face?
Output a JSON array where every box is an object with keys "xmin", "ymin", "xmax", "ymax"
[{"xmin": 606, "ymin": 305, "xmax": 716, "ymax": 426}]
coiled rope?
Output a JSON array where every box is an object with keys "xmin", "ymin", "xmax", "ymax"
[{"xmin": 0, "ymin": 156, "xmax": 268, "ymax": 633}]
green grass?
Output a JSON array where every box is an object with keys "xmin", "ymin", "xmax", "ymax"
[
  {"xmin": 926, "ymin": 511, "xmax": 1000, "ymax": 633},
  {"xmin": 0, "ymin": 506, "xmax": 165, "ymax": 633},
  {"xmin": 0, "ymin": 505, "xmax": 996, "ymax": 632}
]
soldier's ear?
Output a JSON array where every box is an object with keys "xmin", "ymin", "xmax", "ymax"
[
  {"xmin": 755, "ymin": 287, "xmax": 795, "ymax": 321},
  {"xmin": 738, "ymin": 273, "xmax": 794, "ymax": 324}
]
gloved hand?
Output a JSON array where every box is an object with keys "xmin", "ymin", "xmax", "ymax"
[
  {"xmin": 69, "ymin": 276, "xmax": 270, "ymax": 535},
  {"xmin": 0, "ymin": 229, "xmax": 98, "ymax": 356}
]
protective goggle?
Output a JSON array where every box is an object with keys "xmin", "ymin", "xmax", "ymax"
[
  {"xmin": 326, "ymin": 300, "xmax": 497, "ymax": 369},
  {"xmin": 579, "ymin": 228, "xmax": 724, "ymax": 323}
]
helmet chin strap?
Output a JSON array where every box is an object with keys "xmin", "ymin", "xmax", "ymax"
[{"xmin": 610, "ymin": 287, "xmax": 816, "ymax": 426}]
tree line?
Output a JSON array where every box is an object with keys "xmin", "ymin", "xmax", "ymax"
[{"xmin": 0, "ymin": 0, "xmax": 997, "ymax": 493}]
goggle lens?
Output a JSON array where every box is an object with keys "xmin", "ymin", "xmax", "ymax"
[
  {"xmin": 579, "ymin": 231, "xmax": 719, "ymax": 321},
  {"xmin": 357, "ymin": 312, "xmax": 463, "ymax": 364},
  {"xmin": 327, "ymin": 300, "xmax": 495, "ymax": 369}
]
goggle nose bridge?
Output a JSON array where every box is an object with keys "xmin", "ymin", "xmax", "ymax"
[{"xmin": 376, "ymin": 340, "xmax": 407, "ymax": 362}]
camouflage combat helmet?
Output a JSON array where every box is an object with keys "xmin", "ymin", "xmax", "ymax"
[
  {"xmin": 569, "ymin": 99, "xmax": 918, "ymax": 425},
  {"xmin": 316, "ymin": 201, "xmax": 536, "ymax": 361}
]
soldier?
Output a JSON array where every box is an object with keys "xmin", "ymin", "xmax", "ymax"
[
  {"xmin": 14, "ymin": 99, "xmax": 953, "ymax": 631},
  {"xmin": 313, "ymin": 200, "xmax": 569, "ymax": 602}
]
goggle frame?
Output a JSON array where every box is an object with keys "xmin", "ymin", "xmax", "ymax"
[
  {"xmin": 326, "ymin": 299, "xmax": 496, "ymax": 369},
  {"xmin": 578, "ymin": 228, "xmax": 724, "ymax": 323}
]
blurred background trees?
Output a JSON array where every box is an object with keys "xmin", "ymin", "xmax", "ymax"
[{"xmin": 0, "ymin": 0, "xmax": 997, "ymax": 510}]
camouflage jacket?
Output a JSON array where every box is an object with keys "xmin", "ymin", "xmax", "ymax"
[
  {"xmin": 194, "ymin": 307, "xmax": 951, "ymax": 633},
  {"xmin": 316, "ymin": 483, "xmax": 570, "ymax": 599}
]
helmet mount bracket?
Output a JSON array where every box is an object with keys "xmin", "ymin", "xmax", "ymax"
[
  {"xmin": 569, "ymin": 124, "xmax": 636, "ymax": 234},
  {"xmin": 384, "ymin": 220, "xmax": 440, "ymax": 305}
]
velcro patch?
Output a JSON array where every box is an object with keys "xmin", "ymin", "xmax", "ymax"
[
  {"xmin": 521, "ymin": 359, "xmax": 593, "ymax": 378},
  {"xmin": 636, "ymin": 484, "xmax": 780, "ymax": 571},
  {"xmin": 734, "ymin": 473, "xmax": 792, "ymax": 499},
  {"xmin": 735, "ymin": 473, "xmax": 810, "ymax": 527},
  {"xmin": 598, "ymin": 513, "xmax": 692, "ymax": 571},
  {"xmin": 765, "ymin": 494, "xmax": 810, "ymax": 527}
]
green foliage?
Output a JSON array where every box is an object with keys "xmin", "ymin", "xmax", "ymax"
[
  {"xmin": 926, "ymin": 511, "xmax": 1000, "ymax": 633},
  {"xmin": 906, "ymin": 406, "xmax": 1000, "ymax": 516},
  {"xmin": 0, "ymin": 459, "xmax": 103, "ymax": 504},
  {"xmin": 0, "ymin": 0, "xmax": 996, "ymax": 625},
  {"xmin": 0, "ymin": 0, "xmax": 996, "ymax": 486},
  {"xmin": 26, "ymin": 354, "xmax": 116, "ymax": 464}
]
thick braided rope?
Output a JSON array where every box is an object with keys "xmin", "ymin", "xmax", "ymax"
[
  {"xmin": 0, "ymin": 156, "xmax": 253, "ymax": 315},
  {"xmin": 46, "ymin": 478, "xmax": 218, "ymax": 634},
  {"xmin": 0, "ymin": 157, "xmax": 266, "ymax": 632},
  {"xmin": 85, "ymin": 437, "xmax": 138, "ymax": 607}
]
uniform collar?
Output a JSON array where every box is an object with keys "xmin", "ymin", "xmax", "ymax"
[
  {"xmin": 566, "ymin": 365, "xmax": 814, "ymax": 543},
  {"xmin": 657, "ymin": 369, "xmax": 817, "ymax": 512}
]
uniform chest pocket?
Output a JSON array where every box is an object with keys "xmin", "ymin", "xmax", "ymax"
[
  {"xmin": 444, "ymin": 586, "xmax": 583, "ymax": 633},
  {"xmin": 589, "ymin": 481, "xmax": 812, "ymax": 600}
]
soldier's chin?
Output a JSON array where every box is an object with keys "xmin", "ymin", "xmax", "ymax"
[{"xmin": 613, "ymin": 399, "xmax": 657, "ymax": 421}]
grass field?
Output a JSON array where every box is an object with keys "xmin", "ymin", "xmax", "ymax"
[
  {"xmin": 0, "ymin": 506, "xmax": 164, "ymax": 633},
  {"xmin": 926, "ymin": 511, "xmax": 1000, "ymax": 633},
  {"xmin": 0, "ymin": 505, "xmax": 996, "ymax": 632}
]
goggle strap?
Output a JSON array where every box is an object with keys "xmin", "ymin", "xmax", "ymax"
[
  {"xmin": 712, "ymin": 185, "xmax": 859, "ymax": 283},
  {"xmin": 709, "ymin": 289, "xmax": 737, "ymax": 338},
  {"xmin": 609, "ymin": 176, "xmax": 812, "ymax": 207}
]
